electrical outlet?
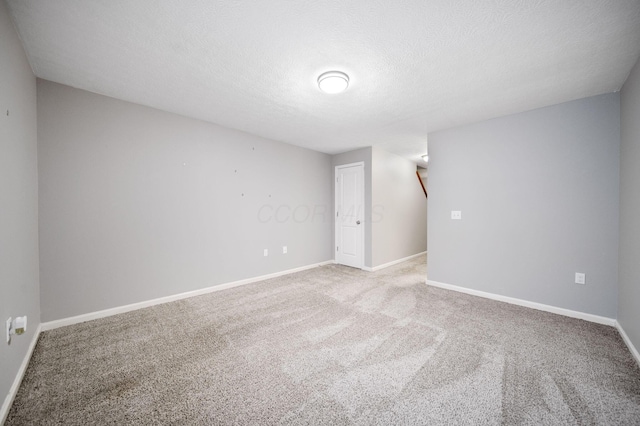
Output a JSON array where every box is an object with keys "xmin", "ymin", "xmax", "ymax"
[
  {"xmin": 575, "ymin": 272, "xmax": 586, "ymax": 285},
  {"xmin": 283, "ymin": 246, "xmax": 287, "ymax": 254},
  {"xmin": 451, "ymin": 211, "xmax": 462, "ymax": 220},
  {"xmin": 14, "ymin": 316, "xmax": 27, "ymax": 335},
  {"xmin": 264, "ymin": 249, "xmax": 268, "ymax": 257},
  {"xmin": 6, "ymin": 317, "xmax": 12, "ymax": 344}
]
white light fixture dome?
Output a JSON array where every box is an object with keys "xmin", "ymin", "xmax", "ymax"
[
  {"xmin": 318, "ymin": 71, "xmax": 349, "ymax": 94},
  {"xmin": 422, "ymin": 154, "xmax": 429, "ymax": 162}
]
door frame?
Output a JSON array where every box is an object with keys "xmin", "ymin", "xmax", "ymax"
[{"xmin": 334, "ymin": 161, "xmax": 365, "ymax": 269}]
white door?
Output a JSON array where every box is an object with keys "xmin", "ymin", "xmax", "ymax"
[{"xmin": 335, "ymin": 163, "xmax": 364, "ymax": 268}]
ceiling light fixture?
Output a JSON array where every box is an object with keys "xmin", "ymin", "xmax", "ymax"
[
  {"xmin": 422, "ymin": 154, "xmax": 429, "ymax": 162},
  {"xmin": 318, "ymin": 71, "xmax": 349, "ymax": 94}
]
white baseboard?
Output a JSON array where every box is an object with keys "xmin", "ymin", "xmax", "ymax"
[
  {"xmin": 1, "ymin": 323, "xmax": 42, "ymax": 425},
  {"xmin": 41, "ymin": 260, "xmax": 333, "ymax": 332},
  {"xmin": 425, "ymin": 279, "xmax": 616, "ymax": 326},
  {"xmin": 616, "ymin": 321, "xmax": 640, "ymax": 367},
  {"xmin": 363, "ymin": 251, "xmax": 427, "ymax": 272}
]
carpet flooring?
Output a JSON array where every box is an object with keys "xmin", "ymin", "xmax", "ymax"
[{"xmin": 6, "ymin": 255, "xmax": 640, "ymax": 425}]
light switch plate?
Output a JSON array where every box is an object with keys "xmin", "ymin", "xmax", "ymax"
[
  {"xmin": 451, "ymin": 211, "xmax": 462, "ymax": 220},
  {"xmin": 283, "ymin": 246, "xmax": 287, "ymax": 254},
  {"xmin": 575, "ymin": 272, "xmax": 586, "ymax": 285}
]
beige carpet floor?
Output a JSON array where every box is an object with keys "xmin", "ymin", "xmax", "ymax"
[{"xmin": 6, "ymin": 254, "xmax": 640, "ymax": 425}]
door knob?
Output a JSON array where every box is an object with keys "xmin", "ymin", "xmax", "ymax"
[{"xmin": 356, "ymin": 220, "xmax": 361, "ymax": 225}]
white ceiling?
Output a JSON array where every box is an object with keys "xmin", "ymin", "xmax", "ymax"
[{"xmin": 6, "ymin": 0, "xmax": 640, "ymax": 162}]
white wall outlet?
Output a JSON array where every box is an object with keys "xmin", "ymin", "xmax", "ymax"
[
  {"xmin": 14, "ymin": 316, "xmax": 27, "ymax": 335},
  {"xmin": 575, "ymin": 272, "xmax": 586, "ymax": 285},
  {"xmin": 283, "ymin": 246, "xmax": 287, "ymax": 254},
  {"xmin": 264, "ymin": 249, "xmax": 268, "ymax": 257},
  {"xmin": 451, "ymin": 211, "xmax": 462, "ymax": 220},
  {"xmin": 6, "ymin": 317, "xmax": 12, "ymax": 344}
]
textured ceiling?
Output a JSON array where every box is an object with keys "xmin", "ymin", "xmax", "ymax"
[{"xmin": 6, "ymin": 0, "xmax": 640, "ymax": 161}]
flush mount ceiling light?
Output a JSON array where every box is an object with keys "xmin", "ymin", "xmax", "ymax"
[
  {"xmin": 317, "ymin": 71, "xmax": 349, "ymax": 94},
  {"xmin": 422, "ymin": 154, "xmax": 429, "ymax": 162}
]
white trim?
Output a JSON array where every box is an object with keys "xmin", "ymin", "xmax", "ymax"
[
  {"xmin": 1, "ymin": 323, "xmax": 42, "ymax": 425},
  {"xmin": 363, "ymin": 251, "xmax": 427, "ymax": 272},
  {"xmin": 334, "ymin": 161, "xmax": 365, "ymax": 168},
  {"xmin": 335, "ymin": 162, "xmax": 365, "ymax": 270},
  {"xmin": 425, "ymin": 279, "xmax": 616, "ymax": 326},
  {"xmin": 616, "ymin": 321, "xmax": 640, "ymax": 367},
  {"xmin": 41, "ymin": 260, "xmax": 333, "ymax": 332}
]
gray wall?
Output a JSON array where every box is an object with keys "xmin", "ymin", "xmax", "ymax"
[
  {"xmin": 0, "ymin": 0, "xmax": 40, "ymax": 410},
  {"xmin": 619, "ymin": 57, "xmax": 640, "ymax": 349},
  {"xmin": 371, "ymin": 147, "xmax": 427, "ymax": 267},
  {"xmin": 428, "ymin": 93, "xmax": 620, "ymax": 318},
  {"xmin": 331, "ymin": 148, "xmax": 373, "ymax": 268},
  {"xmin": 37, "ymin": 80, "xmax": 332, "ymax": 322}
]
